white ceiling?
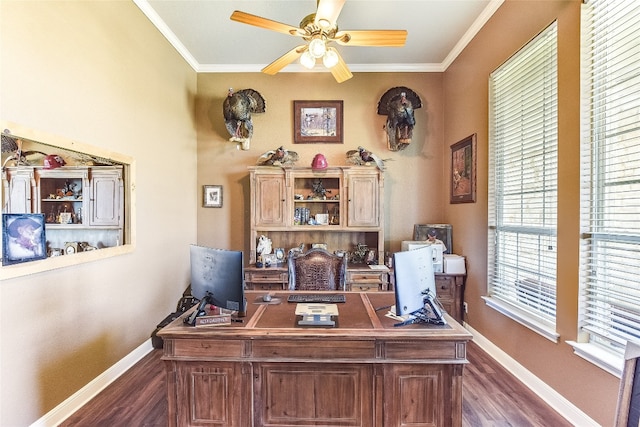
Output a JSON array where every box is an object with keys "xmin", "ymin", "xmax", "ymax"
[{"xmin": 134, "ymin": 0, "xmax": 503, "ymax": 73}]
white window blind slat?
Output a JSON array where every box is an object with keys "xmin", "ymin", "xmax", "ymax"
[
  {"xmin": 488, "ymin": 21, "xmax": 559, "ymax": 329},
  {"xmin": 579, "ymin": 0, "xmax": 640, "ymax": 357}
]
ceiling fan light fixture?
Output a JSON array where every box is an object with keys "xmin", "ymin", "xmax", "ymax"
[
  {"xmin": 308, "ymin": 37, "xmax": 327, "ymax": 58},
  {"xmin": 317, "ymin": 18, "xmax": 332, "ymax": 30},
  {"xmin": 322, "ymin": 48, "xmax": 339, "ymax": 68},
  {"xmin": 300, "ymin": 50, "xmax": 316, "ymax": 69}
]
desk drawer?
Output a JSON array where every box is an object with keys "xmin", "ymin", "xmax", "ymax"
[
  {"xmin": 351, "ymin": 283, "xmax": 380, "ymax": 292},
  {"xmin": 347, "ymin": 270, "xmax": 389, "ymax": 291},
  {"xmin": 348, "ymin": 271, "xmax": 387, "ymax": 282},
  {"xmin": 245, "ymin": 270, "xmax": 288, "ymax": 290},
  {"xmin": 246, "ymin": 271, "xmax": 287, "ymax": 283},
  {"xmin": 435, "ymin": 276, "xmax": 455, "ymax": 299},
  {"xmin": 251, "ymin": 282, "xmax": 286, "ymax": 291}
]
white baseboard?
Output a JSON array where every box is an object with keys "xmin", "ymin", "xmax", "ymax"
[
  {"xmin": 465, "ymin": 323, "xmax": 601, "ymax": 427},
  {"xmin": 30, "ymin": 339, "xmax": 154, "ymax": 427}
]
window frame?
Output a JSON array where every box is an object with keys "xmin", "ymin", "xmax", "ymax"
[
  {"xmin": 486, "ymin": 21, "xmax": 560, "ymax": 342},
  {"xmin": 570, "ymin": 0, "xmax": 640, "ymax": 375}
]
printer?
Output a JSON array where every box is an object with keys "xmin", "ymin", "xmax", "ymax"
[{"xmin": 400, "ymin": 241, "xmax": 445, "ymax": 273}]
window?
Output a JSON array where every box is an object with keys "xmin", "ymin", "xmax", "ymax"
[
  {"xmin": 576, "ymin": 0, "xmax": 640, "ymax": 367},
  {"xmin": 486, "ymin": 22, "xmax": 558, "ymax": 341}
]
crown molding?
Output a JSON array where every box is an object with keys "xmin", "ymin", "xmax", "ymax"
[{"xmin": 135, "ymin": 0, "xmax": 504, "ymax": 75}]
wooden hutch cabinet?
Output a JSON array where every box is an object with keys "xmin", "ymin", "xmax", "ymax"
[
  {"xmin": 2, "ymin": 165, "xmax": 124, "ymax": 254},
  {"xmin": 247, "ymin": 166, "xmax": 386, "ymax": 290}
]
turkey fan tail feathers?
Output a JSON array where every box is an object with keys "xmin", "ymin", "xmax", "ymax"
[
  {"xmin": 238, "ymin": 88, "xmax": 266, "ymax": 114},
  {"xmin": 377, "ymin": 86, "xmax": 422, "ymax": 115}
]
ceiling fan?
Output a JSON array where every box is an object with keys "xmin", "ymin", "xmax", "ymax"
[{"xmin": 230, "ymin": 0, "xmax": 407, "ymax": 83}]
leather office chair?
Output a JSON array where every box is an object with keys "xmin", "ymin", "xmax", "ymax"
[{"xmin": 288, "ymin": 248, "xmax": 347, "ymax": 291}]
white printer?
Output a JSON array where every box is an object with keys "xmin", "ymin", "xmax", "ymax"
[{"xmin": 400, "ymin": 241, "xmax": 445, "ymax": 273}]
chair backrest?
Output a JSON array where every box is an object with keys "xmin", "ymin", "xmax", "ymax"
[
  {"xmin": 288, "ymin": 248, "xmax": 347, "ymax": 291},
  {"xmin": 615, "ymin": 340, "xmax": 640, "ymax": 427}
]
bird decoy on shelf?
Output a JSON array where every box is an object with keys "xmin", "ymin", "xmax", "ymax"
[
  {"xmin": 222, "ymin": 88, "xmax": 266, "ymax": 150},
  {"xmin": 257, "ymin": 146, "xmax": 299, "ymax": 167},
  {"xmin": 377, "ymin": 86, "xmax": 422, "ymax": 151},
  {"xmin": 1, "ymin": 129, "xmax": 48, "ymax": 168},
  {"xmin": 346, "ymin": 146, "xmax": 388, "ymax": 171}
]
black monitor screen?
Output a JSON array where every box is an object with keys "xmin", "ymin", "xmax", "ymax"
[
  {"xmin": 190, "ymin": 245, "xmax": 246, "ymax": 316},
  {"xmin": 393, "ymin": 246, "xmax": 436, "ymax": 316}
]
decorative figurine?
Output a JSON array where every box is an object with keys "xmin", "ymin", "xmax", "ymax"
[
  {"xmin": 256, "ymin": 234, "xmax": 272, "ymax": 255},
  {"xmin": 311, "ymin": 153, "xmax": 328, "ymax": 170},
  {"xmin": 223, "ymin": 88, "xmax": 266, "ymax": 150},
  {"xmin": 310, "ymin": 178, "xmax": 330, "ymax": 199},
  {"xmin": 377, "ymin": 86, "xmax": 422, "ymax": 151},
  {"xmin": 1, "ymin": 129, "xmax": 48, "ymax": 167},
  {"xmin": 256, "ymin": 146, "xmax": 299, "ymax": 166},
  {"xmin": 346, "ymin": 146, "xmax": 388, "ymax": 171}
]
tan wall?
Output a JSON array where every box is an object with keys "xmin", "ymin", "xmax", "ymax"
[
  {"xmin": 195, "ymin": 72, "xmax": 446, "ymax": 254},
  {"xmin": 444, "ymin": 1, "xmax": 618, "ymax": 425},
  {"xmin": 0, "ymin": 2, "xmax": 197, "ymax": 425}
]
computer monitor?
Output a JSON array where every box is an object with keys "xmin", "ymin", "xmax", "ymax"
[
  {"xmin": 185, "ymin": 245, "xmax": 246, "ymax": 326},
  {"xmin": 393, "ymin": 246, "xmax": 437, "ymax": 316}
]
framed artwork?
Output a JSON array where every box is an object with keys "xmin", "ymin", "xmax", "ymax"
[
  {"xmin": 414, "ymin": 224, "xmax": 452, "ymax": 254},
  {"xmin": 203, "ymin": 185, "xmax": 223, "ymax": 208},
  {"xmin": 2, "ymin": 213, "xmax": 47, "ymax": 265},
  {"xmin": 293, "ymin": 100, "xmax": 343, "ymax": 144},
  {"xmin": 450, "ymin": 133, "xmax": 477, "ymax": 204}
]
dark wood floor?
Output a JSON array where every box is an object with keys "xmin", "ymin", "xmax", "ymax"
[{"xmin": 60, "ymin": 341, "xmax": 572, "ymax": 427}]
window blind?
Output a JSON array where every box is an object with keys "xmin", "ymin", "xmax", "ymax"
[
  {"xmin": 579, "ymin": 0, "xmax": 640, "ymax": 356},
  {"xmin": 488, "ymin": 22, "xmax": 558, "ymax": 327}
]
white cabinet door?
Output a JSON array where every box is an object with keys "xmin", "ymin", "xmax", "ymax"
[{"xmin": 89, "ymin": 170, "xmax": 123, "ymax": 226}]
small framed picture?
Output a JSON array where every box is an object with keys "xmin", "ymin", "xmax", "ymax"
[
  {"xmin": 203, "ymin": 185, "xmax": 223, "ymax": 208},
  {"xmin": 2, "ymin": 213, "xmax": 47, "ymax": 265},
  {"xmin": 450, "ymin": 133, "xmax": 477, "ymax": 203}
]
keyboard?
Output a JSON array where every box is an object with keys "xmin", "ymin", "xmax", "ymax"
[{"xmin": 287, "ymin": 294, "xmax": 346, "ymax": 304}]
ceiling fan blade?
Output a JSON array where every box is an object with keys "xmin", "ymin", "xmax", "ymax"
[
  {"xmin": 314, "ymin": 0, "xmax": 346, "ymax": 28},
  {"xmin": 329, "ymin": 50, "xmax": 353, "ymax": 83},
  {"xmin": 262, "ymin": 46, "xmax": 306, "ymax": 75},
  {"xmin": 334, "ymin": 30, "xmax": 408, "ymax": 47},
  {"xmin": 231, "ymin": 11, "xmax": 302, "ymax": 36}
]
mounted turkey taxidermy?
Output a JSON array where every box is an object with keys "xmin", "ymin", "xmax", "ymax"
[
  {"xmin": 377, "ymin": 87, "xmax": 422, "ymax": 151},
  {"xmin": 223, "ymin": 88, "xmax": 266, "ymax": 150},
  {"xmin": 230, "ymin": 0, "xmax": 407, "ymax": 83}
]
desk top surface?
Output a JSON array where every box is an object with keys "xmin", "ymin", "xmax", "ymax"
[{"xmin": 160, "ymin": 291, "xmax": 472, "ymax": 342}]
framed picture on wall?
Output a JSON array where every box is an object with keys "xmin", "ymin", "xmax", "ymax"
[
  {"xmin": 450, "ymin": 133, "xmax": 477, "ymax": 204},
  {"xmin": 2, "ymin": 213, "xmax": 47, "ymax": 265},
  {"xmin": 293, "ymin": 100, "xmax": 343, "ymax": 144},
  {"xmin": 413, "ymin": 223, "xmax": 452, "ymax": 254},
  {"xmin": 203, "ymin": 185, "xmax": 223, "ymax": 208}
]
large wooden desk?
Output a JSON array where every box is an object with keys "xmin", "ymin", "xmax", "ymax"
[{"xmin": 159, "ymin": 291, "xmax": 472, "ymax": 427}]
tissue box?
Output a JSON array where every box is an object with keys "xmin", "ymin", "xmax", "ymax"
[{"xmin": 444, "ymin": 254, "xmax": 466, "ymax": 274}]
